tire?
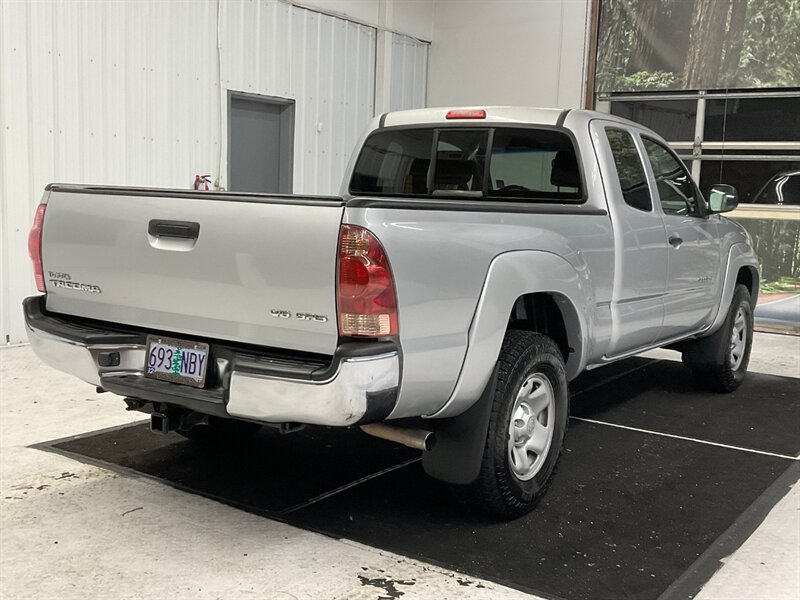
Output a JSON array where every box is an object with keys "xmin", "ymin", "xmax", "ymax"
[
  {"xmin": 682, "ymin": 284, "xmax": 754, "ymax": 393},
  {"xmin": 457, "ymin": 330, "xmax": 569, "ymax": 520},
  {"xmin": 176, "ymin": 416, "xmax": 261, "ymax": 444}
]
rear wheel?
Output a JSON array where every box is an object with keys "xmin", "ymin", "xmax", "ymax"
[
  {"xmin": 176, "ymin": 416, "xmax": 261, "ymax": 444},
  {"xmin": 683, "ymin": 284, "xmax": 754, "ymax": 392},
  {"xmin": 457, "ymin": 330, "xmax": 569, "ymax": 520}
]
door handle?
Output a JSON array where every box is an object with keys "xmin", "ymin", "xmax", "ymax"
[
  {"xmin": 668, "ymin": 235, "xmax": 683, "ymax": 248},
  {"xmin": 148, "ymin": 220, "xmax": 200, "ymax": 240}
]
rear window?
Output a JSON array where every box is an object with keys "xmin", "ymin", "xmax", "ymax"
[{"xmin": 349, "ymin": 127, "xmax": 583, "ymax": 202}]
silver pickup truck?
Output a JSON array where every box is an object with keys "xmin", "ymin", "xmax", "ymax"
[{"xmin": 25, "ymin": 107, "xmax": 758, "ymax": 519}]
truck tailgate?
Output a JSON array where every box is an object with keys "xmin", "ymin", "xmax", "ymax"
[{"xmin": 41, "ymin": 186, "xmax": 344, "ymax": 355}]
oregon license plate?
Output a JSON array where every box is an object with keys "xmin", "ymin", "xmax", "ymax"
[{"xmin": 144, "ymin": 335, "xmax": 209, "ymax": 388}]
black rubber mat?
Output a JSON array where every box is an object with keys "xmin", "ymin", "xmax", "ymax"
[
  {"xmin": 288, "ymin": 422, "xmax": 791, "ymax": 600},
  {"xmin": 571, "ymin": 358, "xmax": 800, "ymax": 456},
  {"xmin": 50, "ymin": 424, "xmax": 417, "ymax": 513},
  {"xmin": 43, "ymin": 358, "xmax": 799, "ymax": 600}
]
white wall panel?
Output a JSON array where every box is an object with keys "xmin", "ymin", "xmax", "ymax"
[
  {"xmin": 390, "ymin": 33, "xmax": 428, "ymax": 111},
  {"xmin": 0, "ymin": 0, "xmax": 377, "ymax": 344},
  {"xmin": 292, "ymin": 0, "xmax": 434, "ymax": 41},
  {"xmin": 427, "ymin": 0, "xmax": 590, "ymax": 109}
]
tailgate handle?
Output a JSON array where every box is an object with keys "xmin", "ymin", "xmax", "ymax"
[{"xmin": 148, "ymin": 220, "xmax": 200, "ymax": 240}]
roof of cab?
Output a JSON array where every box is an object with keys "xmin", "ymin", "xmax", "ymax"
[
  {"xmin": 381, "ymin": 106, "xmax": 567, "ymax": 128},
  {"xmin": 375, "ymin": 106, "xmax": 661, "ymax": 140}
]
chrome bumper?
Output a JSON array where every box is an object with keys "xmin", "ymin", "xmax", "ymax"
[
  {"xmin": 27, "ymin": 325, "xmax": 145, "ymax": 388},
  {"xmin": 227, "ymin": 353, "xmax": 399, "ymax": 426},
  {"xmin": 24, "ymin": 298, "xmax": 399, "ymax": 427}
]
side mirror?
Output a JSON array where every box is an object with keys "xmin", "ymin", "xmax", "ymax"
[{"xmin": 708, "ymin": 184, "xmax": 739, "ymax": 213}]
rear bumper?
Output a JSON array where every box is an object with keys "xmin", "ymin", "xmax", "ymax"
[{"xmin": 23, "ymin": 296, "xmax": 399, "ymax": 426}]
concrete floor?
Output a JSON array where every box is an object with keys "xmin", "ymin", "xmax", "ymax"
[{"xmin": 1, "ymin": 333, "xmax": 798, "ymax": 600}]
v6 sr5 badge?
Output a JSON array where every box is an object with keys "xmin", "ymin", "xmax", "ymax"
[{"xmin": 270, "ymin": 309, "xmax": 328, "ymax": 323}]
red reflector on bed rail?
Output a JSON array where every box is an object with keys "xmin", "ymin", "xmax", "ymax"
[{"xmin": 445, "ymin": 109, "xmax": 486, "ymax": 120}]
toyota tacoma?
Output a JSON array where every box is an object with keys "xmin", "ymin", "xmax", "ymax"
[{"xmin": 24, "ymin": 107, "xmax": 758, "ymax": 519}]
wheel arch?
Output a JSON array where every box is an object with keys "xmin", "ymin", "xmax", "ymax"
[
  {"xmin": 705, "ymin": 243, "xmax": 760, "ymax": 336},
  {"xmin": 507, "ymin": 291, "xmax": 582, "ymax": 371},
  {"xmin": 736, "ymin": 264, "xmax": 759, "ymax": 305},
  {"xmin": 426, "ymin": 250, "xmax": 592, "ymax": 420}
]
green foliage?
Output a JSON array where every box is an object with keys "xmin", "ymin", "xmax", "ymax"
[
  {"xmin": 760, "ymin": 277, "xmax": 800, "ymax": 294},
  {"xmin": 596, "ymin": 0, "xmax": 800, "ymax": 92},
  {"xmin": 733, "ymin": 0, "xmax": 800, "ymax": 88},
  {"xmin": 605, "ymin": 70, "xmax": 678, "ymax": 92},
  {"xmin": 734, "ymin": 217, "xmax": 800, "ymax": 284}
]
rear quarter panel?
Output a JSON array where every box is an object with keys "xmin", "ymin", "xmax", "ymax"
[{"xmin": 344, "ymin": 206, "xmax": 614, "ymax": 418}]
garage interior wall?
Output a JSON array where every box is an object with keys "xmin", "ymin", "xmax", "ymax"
[
  {"xmin": 219, "ymin": 0, "xmax": 376, "ymax": 196},
  {"xmin": 390, "ymin": 33, "xmax": 428, "ymax": 111},
  {"xmin": 0, "ymin": 0, "xmax": 431, "ymax": 345},
  {"xmin": 427, "ymin": 0, "xmax": 591, "ymax": 108}
]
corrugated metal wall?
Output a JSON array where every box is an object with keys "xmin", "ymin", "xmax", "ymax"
[
  {"xmin": 0, "ymin": 0, "xmax": 430, "ymax": 345},
  {"xmin": 390, "ymin": 33, "xmax": 428, "ymax": 111},
  {"xmin": 220, "ymin": 0, "xmax": 375, "ymax": 196}
]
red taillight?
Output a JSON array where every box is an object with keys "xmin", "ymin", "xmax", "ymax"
[
  {"xmin": 28, "ymin": 203, "xmax": 47, "ymax": 292},
  {"xmin": 337, "ymin": 224, "xmax": 398, "ymax": 337},
  {"xmin": 445, "ymin": 109, "xmax": 486, "ymax": 120}
]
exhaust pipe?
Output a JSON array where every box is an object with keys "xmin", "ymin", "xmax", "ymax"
[
  {"xmin": 150, "ymin": 412, "xmax": 171, "ymax": 434},
  {"xmin": 360, "ymin": 423, "xmax": 436, "ymax": 452}
]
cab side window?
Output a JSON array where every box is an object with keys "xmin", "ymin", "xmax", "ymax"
[
  {"xmin": 642, "ymin": 138, "xmax": 704, "ymax": 217},
  {"xmin": 488, "ymin": 129, "xmax": 582, "ymax": 200},
  {"xmin": 605, "ymin": 127, "xmax": 652, "ymax": 211}
]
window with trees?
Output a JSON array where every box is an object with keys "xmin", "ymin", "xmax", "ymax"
[
  {"xmin": 605, "ymin": 128, "xmax": 652, "ymax": 211},
  {"xmin": 595, "ymin": 0, "xmax": 799, "ymax": 93}
]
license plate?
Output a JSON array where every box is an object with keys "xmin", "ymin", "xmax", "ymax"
[{"xmin": 144, "ymin": 335, "xmax": 209, "ymax": 388}]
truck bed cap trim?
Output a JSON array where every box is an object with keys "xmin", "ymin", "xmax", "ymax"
[
  {"xmin": 45, "ymin": 183, "xmax": 344, "ymax": 207},
  {"xmin": 346, "ymin": 197, "xmax": 607, "ymax": 215}
]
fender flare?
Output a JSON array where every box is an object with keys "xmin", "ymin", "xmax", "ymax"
[
  {"xmin": 422, "ymin": 250, "xmax": 591, "ymax": 485},
  {"xmin": 704, "ymin": 242, "xmax": 759, "ymax": 337},
  {"xmin": 426, "ymin": 250, "xmax": 592, "ymax": 420}
]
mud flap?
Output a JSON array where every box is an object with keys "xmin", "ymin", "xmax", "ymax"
[{"xmin": 422, "ymin": 366, "xmax": 498, "ymax": 485}]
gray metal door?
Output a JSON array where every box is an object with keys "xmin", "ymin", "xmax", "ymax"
[{"xmin": 229, "ymin": 94, "xmax": 294, "ymax": 193}]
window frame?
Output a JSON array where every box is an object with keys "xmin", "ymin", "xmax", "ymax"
[
  {"xmin": 348, "ymin": 123, "xmax": 588, "ymax": 204},
  {"xmin": 603, "ymin": 125, "xmax": 654, "ymax": 213},
  {"xmin": 641, "ymin": 134, "xmax": 708, "ymax": 219},
  {"xmin": 599, "ymin": 89, "xmax": 800, "ymax": 200}
]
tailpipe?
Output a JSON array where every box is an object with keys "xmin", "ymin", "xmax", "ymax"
[{"xmin": 360, "ymin": 423, "xmax": 436, "ymax": 452}]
